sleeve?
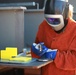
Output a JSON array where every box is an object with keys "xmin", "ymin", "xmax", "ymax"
[
  {"xmin": 31, "ymin": 21, "xmax": 44, "ymax": 59},
  {"xmin": 54, "ymin": 36, "xmax": 76, "ymax": 70}
]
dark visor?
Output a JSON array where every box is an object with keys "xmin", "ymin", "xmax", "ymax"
[{"xmin": 45, "ymin": 18, "xmax": 60, "ymax": 25}]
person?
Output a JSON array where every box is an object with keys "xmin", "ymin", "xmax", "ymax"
[{"xmin": 31, "ymin": 0, "xmax": 76, "ymax": 75}]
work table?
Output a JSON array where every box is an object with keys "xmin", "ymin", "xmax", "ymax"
[{"xmin": 0, "ymin": 58, "xmax": 53, "ymax": 75}]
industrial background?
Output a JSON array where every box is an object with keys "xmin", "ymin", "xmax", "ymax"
[{"xmin": 0, "ymin": 0, "xmax": 76, "ymax": 53}]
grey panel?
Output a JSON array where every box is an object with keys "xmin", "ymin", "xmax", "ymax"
[
  {"xmin": 24, "ymin": 10, "xmax": 44, "ymax": 47},
  {"xmin": 0, "ymin": 7, "xmax": 25, "ymax": 53},
  {"xmin": 73, "ymin": 13, "xmax": 76, "ymax": 20}
]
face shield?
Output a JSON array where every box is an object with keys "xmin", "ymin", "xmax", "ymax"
[
  {"xmin": 45, "ymin": 15, "xmax": 64, "ymax": 31},
  {"xmin": 44, "ymin": 0, "xmax": 69, "ymax": 31}
]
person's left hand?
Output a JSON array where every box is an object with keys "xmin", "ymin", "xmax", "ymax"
[{"xmin": 45, "ymin": 49, "xmax": 57, "ymax": 60}]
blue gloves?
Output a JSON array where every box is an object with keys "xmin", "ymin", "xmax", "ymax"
[
  {"xmin": 31, "ymin": 42, "xmax": 57, "ymax": 60},
  {"xmin": 31, "ymin": 42, "xmax": 48, "ymax": 56},
  {"xmin": 45, "ymin": 49, "xmax": 57, "ymax": 60}
]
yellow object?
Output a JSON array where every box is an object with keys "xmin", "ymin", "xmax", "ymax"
[
  {"xmin": 1, "ymin": 47, "xmax": 17, "ymax": 60},
  {"xmin": 10, "ymin": 56, "xmax": 32, "ymax": 62},
  {"xmin": 0, "ymin": 47, "xmax": 32, "ymax": 63},
  {"xmin": 6, "ymin": 47, "xmax": 17, "ymax": 57}
]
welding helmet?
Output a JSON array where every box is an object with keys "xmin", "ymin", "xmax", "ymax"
[{"xmin": 44, "ymin": 0, "xmax": 69, "ymax": 31}]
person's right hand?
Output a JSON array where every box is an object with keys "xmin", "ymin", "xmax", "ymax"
[{"xmin": 31, "ymin": 42, "xmax": 48, "ymax": 56}]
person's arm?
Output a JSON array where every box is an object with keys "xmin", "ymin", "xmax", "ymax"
[{"xmin": 54, "ymin": 36, "xmax": 76, "ymax": 70}]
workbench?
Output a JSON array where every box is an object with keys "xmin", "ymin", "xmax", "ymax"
[{"xmin": 0, "ymin": 58, "xmax": 53, "ymax": 75}]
